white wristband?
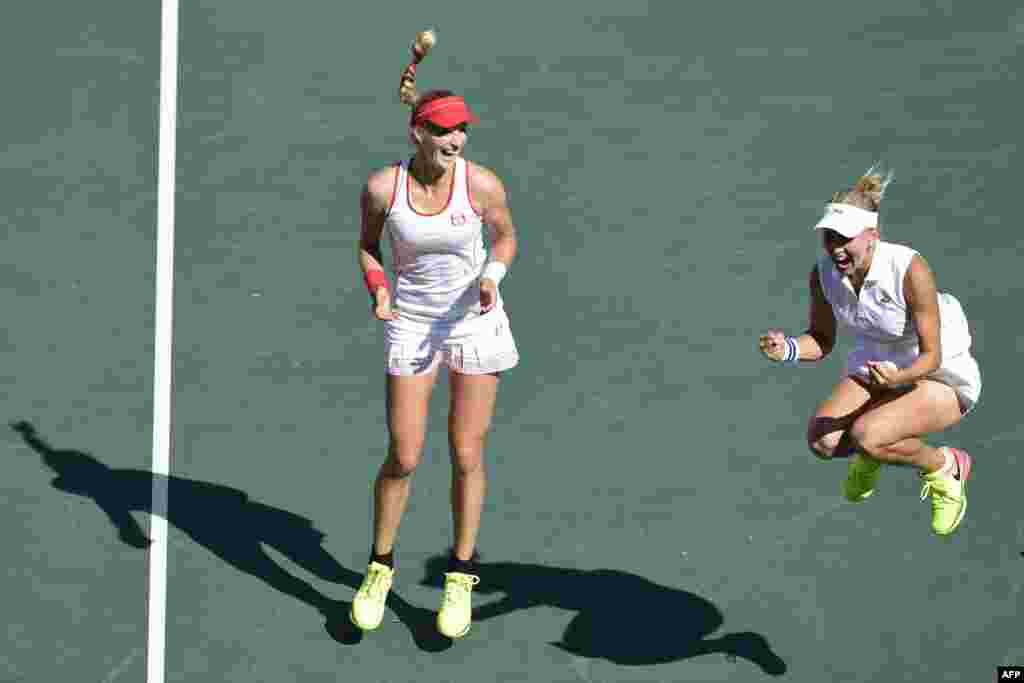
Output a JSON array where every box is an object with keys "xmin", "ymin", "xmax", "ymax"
[
  {"xmin": 481, "ymin": 261, "xmax": 507, "ymax": 285},
  {"xmin": 783, "ymin": 336, "xmax": 800, "ymax": 365}
]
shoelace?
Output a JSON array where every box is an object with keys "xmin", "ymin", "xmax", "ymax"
[
  {"xmin": 442, "ymin": 574, "xmax": 480, "ymax": 607},
  {"xmin": 359, "ymin": 567, "xmax": 391, "ymax": 599},
  {"xmin": 919, "ymin": 480, "xmax": 958, "ymax": 507}
]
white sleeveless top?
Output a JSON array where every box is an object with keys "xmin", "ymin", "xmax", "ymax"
[
  {"xmin": 384, "ymin": 157, "xmax": 500, "ymax": 325},
  {"xmin": 817, "ymin": 241, "xmax": 972, "ymax": 376}
]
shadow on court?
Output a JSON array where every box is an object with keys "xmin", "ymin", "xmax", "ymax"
[
  {"xmin": 11, "ymin": 420, "xmax": 787, "ymax": 670},
  {"xmin": 9, "ymin": 420, "xmax": 451, "ymax": 652},
  {"xmin": 423, "ymin": 555, "xmax": 787, "ymax": 675}
]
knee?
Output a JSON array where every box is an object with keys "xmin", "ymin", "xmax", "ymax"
[
  {"xmin": 807, "ymin": 431, "xmax": 842, "ymax": 461},
  {"xmin": 847, "ymin": 420, "xmax": 881, "ymax": 457},
  {"xmin": 383, "ymin": 438, "xmax": 423, "ymax": 478},
  {"xmin": 449, "ymin": 433, "xmax": 486, "ymax": 477}
]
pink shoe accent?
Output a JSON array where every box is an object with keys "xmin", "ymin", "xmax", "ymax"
[{"xmin": 949, "ymin": 448, "xmax": 972, "ymax": 482}]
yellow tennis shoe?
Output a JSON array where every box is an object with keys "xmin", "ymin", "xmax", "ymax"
[
  {"xmin": 350, "ymin": 561, "xmax": 394, "ymax": 630},
  {"xmin": 920, "ymin": 448, "xmax": 972, "ymax": 536},
  {"xmin": 843, "ymin": 453, "xmax": 881, "ymax": 502},
  {"xmin": 436, "ymin": 571, "xmax": 480, "ymax": 639}
]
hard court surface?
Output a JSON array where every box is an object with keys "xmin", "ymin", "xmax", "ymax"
[{"xmin": 2, "ymin": 1, "xmax": 1022, "ymax": 681}]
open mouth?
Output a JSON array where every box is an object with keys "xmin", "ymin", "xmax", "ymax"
[
  {"xmin": 832, "ymin": 253, "xmax": 851, "ymax": 269},
  {"xmin": 440, "ymin": 147, "xmax": 458, "ymax": 160}
]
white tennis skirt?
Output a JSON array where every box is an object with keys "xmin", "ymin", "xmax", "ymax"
[
  {"xmin": 384, "ymin": 307, "xmax": 520, "ymax": 377},
  {"xmin": 848, "ymin": 350, "xmax": 982, "ymax": 415}
]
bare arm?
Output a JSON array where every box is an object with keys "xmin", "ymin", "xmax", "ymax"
[
  {"xmin": 798, "ymin": 265, "xmax": 838, "ymax": 361},
  {"xmin": 357, "ymin": 168, "xmax": 395, "ymax": 280},
  {"xmin": 469, "ymin": 162, "xmax": 517, "ymax": 270},
  {"xmin": 358, "ymin": 167, "xmax": 399, "ymax": 320},
  {"xmin": 759, "ymin": 266, "xmax": 837, "ymax": 363},
  {"xmin": 469, "ymin": 162, "xmax": 517, "ymax": 313}
]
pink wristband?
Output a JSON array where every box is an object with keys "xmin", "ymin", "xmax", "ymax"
[{"xmin": 364, "ymin": 269, "xmax": 388, "ymax": 295}]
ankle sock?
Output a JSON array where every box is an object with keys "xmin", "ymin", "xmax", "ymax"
[
  {"xmin": 370, "ymin": 550, "xmax": 394, "ymax": 569},
  {"xmin": 447, "ymin": 554, "xmax": 477, "ymax": 575}
]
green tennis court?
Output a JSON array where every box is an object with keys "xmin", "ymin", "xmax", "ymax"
[{"xmin": 3, "ymin": 1, "xmax": 1022, "ymax": 681}]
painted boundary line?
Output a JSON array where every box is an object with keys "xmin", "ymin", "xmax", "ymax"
[{"xmin": 147, "ymin": 0, "xmax": 179, "ymax": 680}]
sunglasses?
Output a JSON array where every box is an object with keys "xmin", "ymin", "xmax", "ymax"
[{"xmin": 422, "ymin": 121, "xmax": 469, "ymax": 137}]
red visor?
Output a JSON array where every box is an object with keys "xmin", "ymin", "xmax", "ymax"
[{"xmin": 410, "ymin": 96, "xmax": 479, "ymax": 129}]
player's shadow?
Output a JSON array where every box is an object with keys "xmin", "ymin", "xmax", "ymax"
[
  {"xmin": 9, "ymin": 420, "xmax": 451, "ymax": 652},
  {"xmin": 422, "ymin": 555, "xmax": 787, "ymax": 675}
]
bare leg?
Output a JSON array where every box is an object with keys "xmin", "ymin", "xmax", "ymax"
[
  {"xmin": 372, "ymin": 367, "xmax": 439, "ymax": 556},
  {"xmin": 848, "ymin": 379, "xmax": 964, "ymax": 473},
  {"xmin": 447, "ymin": 370, "xmax": 499, "ymax": 561},
  {"xmin": 806, "ymin": 377, "xmax": 874, "ymax": 460}
]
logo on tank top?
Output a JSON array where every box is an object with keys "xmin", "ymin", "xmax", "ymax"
[{"xmin": 450, "ymin": 211, "xmax": 467, "ymax": 226}]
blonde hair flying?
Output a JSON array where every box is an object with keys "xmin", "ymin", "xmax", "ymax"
[
  {"xmin": 831, "ymin": 161, "xmax": 896, "ymax": 212},
  {"xmin": 398, "ymin": 29, "xmax": 437, "ymax": 108}
]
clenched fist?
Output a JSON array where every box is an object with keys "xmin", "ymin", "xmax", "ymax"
[{"xmin": 759, "ymin": 329, "xmax": 789, "ymax": 363}]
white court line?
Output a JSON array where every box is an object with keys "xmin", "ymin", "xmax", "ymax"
[{"xmin": 147, "ymin": 0, "xmax": 179, "ymax": 680}]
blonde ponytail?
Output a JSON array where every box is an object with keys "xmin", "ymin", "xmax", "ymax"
[
  {"xmin": 831, "ymin": 161, "xmax": 895, "ymax": 212},
  {"xmin": 398, "ymin": 29, "xmax": 437, "ymax": 108}
]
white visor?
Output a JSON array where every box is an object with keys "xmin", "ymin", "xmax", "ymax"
[{"xmin": 813, "ymin": 203, "xmax": 878, "ymax": 238}]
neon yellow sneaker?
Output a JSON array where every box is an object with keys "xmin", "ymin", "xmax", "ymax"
[
  {"xmin": 843, "ymin": 453, "xmax": 881, "ymax": 502},
  {"xmin": 920, "ymin": 448, "xmax": 973, "ymax": 536},
  {"xmin": 350, "ymin": 561, "xmax": 393, "ymax": 630},
  {"xmin": 436, "ymin": 571, "xmax": 480, "ymax": 639}
]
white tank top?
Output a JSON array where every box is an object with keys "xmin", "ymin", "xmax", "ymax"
[
  {"xmin": 384, "ymin": 157, "xmax": 499, "ymax": 324},
  {"xmin": 817, "ymin": 241, "xmax": 972, "ymax": 373}
]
